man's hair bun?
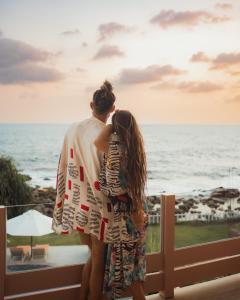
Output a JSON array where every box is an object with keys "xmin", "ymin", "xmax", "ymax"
[
  {"xmin": 100, "ymin": 80, "xmax": 113, "ymax": 93},
  {"xmin": 92, "ymin": 80, "xmax": 116, "ymax": 114}
]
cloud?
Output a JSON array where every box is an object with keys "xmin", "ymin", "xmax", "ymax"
[
  {"xmin": 0, "ymin": 37, "xmax": 63, "ymax": 85},
  {"xmin": 211, "ymin": 52, "xmax": 240, "ymax": 69},
  {"xmin": 93, "ymin": 45, "xmax": 125, "ymax": 60},
  {"xmin": 215, "ymin": 3, "xmax": 233, "ymax": 10},
  {"xmin": 150, "ymin": 10, "xmax": 230, "ymax": 29},
  {"xmin": 178, "ymin": 81, "xmax": 223, "ymax": 93},
  {"xmin": 153, "ymin": 80, "xmax": 222, "ymax": 93},
  {"xmin": 191, "ymin": 51, "xmax": 211, "ymax": 62},
  {"xmin": 76, "ymin": 67, "xmax": 86, "ymax": 72},
  {"xmin": 0, "ymin": 38, "xmax": 51, "ymax": 68},
  {"xmin": 228, "ymin": 71, "xmax": 240, "ymax": 76},
  {"xmin": 190, "ymin": 51, "xmax": 240, "ymax": 71},
  {"xmin": 98, "ymin": 22, "xmax": 132, "ymax": 41},
  {"xmin": 226, "ymin": 94, "xmax": 240, "ymax": 103},
  {"xmin": 117, "ymin": 65, "xmax": 185, "ymax": 84},
  {"xmin": 0, "ymin": 63, "xmax": 63, "ymax": 85},
  {"xmin": 61, "ymin": 29, "xmax": 80, "ymax": 36}
]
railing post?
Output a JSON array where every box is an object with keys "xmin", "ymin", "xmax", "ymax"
[
  {"xmin": 0, "ymin": 206, "xmax": 6, "ymax": 300},
  {"xmin": 159, "ymin": 195, "xmax": 175, "ymax": 299}
]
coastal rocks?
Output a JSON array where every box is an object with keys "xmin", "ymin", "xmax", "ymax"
[
  {"xmin": 31, "ymin": 187, "xmax": 56, "ymax": 216},
  {"xmin": 200, "ymin": 198, "xmax": 210, "ymax": 204},
  {"xmin": 210, "ymin": 187, "xmax": 239, "ymax": 199},
  {"xmin": 147, "ymin": 195, "xmax": 161, "ymax": 205},
  {"xmin": 28, "ymin": 186, "xmax": 240, "ymax": 223}
]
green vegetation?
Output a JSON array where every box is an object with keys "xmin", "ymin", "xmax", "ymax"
[
  {"xmin": 0, "ymin": 156, "xmax": 33, "ymax": 218},
  {"xmin": 7, "ymin": 222, "xmax": 231, "ymax": 252},
  {"xmin": 146, "ymin": 222, "xmax": 230, "ymax": 252}
]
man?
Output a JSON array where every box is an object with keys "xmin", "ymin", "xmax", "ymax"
[{"xmin": 52, "ymin": 80, "xmax": 116, "ymax": 300}]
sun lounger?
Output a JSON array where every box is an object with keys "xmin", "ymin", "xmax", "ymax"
[
  {"xmin": 16, "ymin": 245, "xmax": 31, "ymax": 257},
  {"xmin": 35, "ymin": 244, "xmax": 49, "ymax": 252},
  {"xmin": 32, "ymin": 247, "xmax": 46, "ymax": 260},
  {"xmin": 10, "ymin": 247, "xmax": 25, "ymax": 262}
]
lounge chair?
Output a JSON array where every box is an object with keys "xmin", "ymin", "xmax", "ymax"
[
  {"xmin": 10, "ymin": 247, "xmax": 25, "ymax": 262},
  {"xmin": 32, "ymin": 247, "xmax": 46, "ymax": 260},
  {"xmin": 35, "ymin": 244, "xmax": 49, "ymax": 254}
]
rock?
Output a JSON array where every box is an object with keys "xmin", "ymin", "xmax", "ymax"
[
  {"xmin": 175, "ymin": 209, "xmax": 184, "ymax": 214},
  {"xmin": 44, "ymin": 177, "xmax": 50, "ymax": 181},
  {"xmin": 207, "ymin": 200, "xmax": 219, "ymax": 209},
  {"xmin": 178, "ymin": 204, "xmax": 191, "ymax": 212},
  {"xmin": 210, "ymin": 187, "xmax": 239, "ymax": 199},
  {"xmin": 200, "ymin": 198, "xmax": 209, "ymax": 204},
  {"xmin": 212, "ymin": 197, "xmax": 225, "ymax": 204}
]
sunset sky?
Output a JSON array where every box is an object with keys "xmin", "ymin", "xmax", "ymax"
[{"xmin": 0, "ymin": 0, "xmax": 240, "ymax": 124}]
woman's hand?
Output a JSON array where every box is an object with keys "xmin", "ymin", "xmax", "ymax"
[{"xmin": 94, "ymin": 124, "xmax": 113, "ymax": 153}]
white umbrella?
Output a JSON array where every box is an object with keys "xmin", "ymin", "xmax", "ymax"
[{"xmin": 7, "ymin": 209, "xmax": 54, "ymax": 257}]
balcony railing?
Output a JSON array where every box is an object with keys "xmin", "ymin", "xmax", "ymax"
[{"xmin": 1, "ymin": 195, "xmax": 240, "ymax": 300}]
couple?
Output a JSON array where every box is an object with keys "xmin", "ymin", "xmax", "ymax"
[{"xmin": 52, "ymin": 81, "xmax": 148, "ymax": 300}]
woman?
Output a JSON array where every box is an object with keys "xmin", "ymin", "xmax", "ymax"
[{"xmin": 94, "ymin": 110, "xmax": 148, "ymax": 300}]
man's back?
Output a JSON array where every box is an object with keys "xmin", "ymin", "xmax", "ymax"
[{"xmin": 52, "ymin": 116, "xmax": 114, "ymax": 241}]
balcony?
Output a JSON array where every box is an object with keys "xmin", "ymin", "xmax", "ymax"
[{"xmin": 1, "ymin": 195, "xmax": 240, "ymax": 300}]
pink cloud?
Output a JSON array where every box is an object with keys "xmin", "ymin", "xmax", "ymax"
[
  {"xmin": 153, "ymin": 80, "xmax": 222, "ymax": 93},
  {"xmin": 117, "ymin": 65, "xmax": 185, "ymax": 84},
  {"xmin": 0, "ymin": 63, "xmax": 63, "ymax": 85},
  {"xmin": 0, "ymin": 37, "xmax": 63, "ymax": 85},
  {"xmin": 211, "ymin": 52, "xmax": 240, "ymax": 69},
  {"xmin": 191, "ymin": 51, "xmax": 211, "ymax": 62},
  {"xmin": 178, "ymin": 81, "xmax": 223, "ymax": 93},
  {"xmin": 98, "ymin": 22, "xmax": 132, "ymax": 41},
  {"xmin": 226, "ymin": 94, "xmax": 240, "ymax": 103},
  {"xmin": 190, "ymin": 51, "xmax": 240, "ymax": 71},
  {"xmin": 93, "ymin": 45, "xmax": 125, "ymax": 60},
  {"xmin": 215, "ymin": 3, "xmax": 233, "ymax": 10},
  {"xmin": 61, "ymin": 29, "xmax": 80, "ymax": 36},
  {"xmin": 228, "ymin": 71, "xmax": 240, "ymax": 76},
  {"xmin": 76, "ymin": 67, "xmax": 86, "ymax": 72},
  {"xmin": 150, "ymin": 10, "xmax": 230, "ymax": 29}
]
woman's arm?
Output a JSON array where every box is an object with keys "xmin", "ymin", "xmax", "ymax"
[{"xmin": 94, "ymin": 124, "xmax": 113, "ymax": 153}]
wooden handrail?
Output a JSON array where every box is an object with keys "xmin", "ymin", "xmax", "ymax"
[
  {"xmin": 0, "ymin": 206, "xmax": 6, "ymax": 300},
  {"xmin": 1, "ymin": 194, "xmax": 240, "ymax": 300},
  {"xmin": 159, "ymin": 195, "xmax": 175, "ymax": 298}
]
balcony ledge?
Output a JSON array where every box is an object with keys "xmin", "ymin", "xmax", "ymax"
[{"xmin": 146, "ymin": 273, "xmax": 240, "ymax": 300}]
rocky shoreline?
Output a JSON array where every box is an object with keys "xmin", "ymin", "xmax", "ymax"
[{"xmin": 31, "ymin": 186, "xmax": 240, "ymax": 221}]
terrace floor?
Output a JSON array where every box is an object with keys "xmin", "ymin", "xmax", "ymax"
[{"xmin": 146, "ymin": 272, "xmax": 240, "ymax": 300}]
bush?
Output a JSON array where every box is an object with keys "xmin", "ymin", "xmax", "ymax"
[{"xmin": 0, "ymin": 156, "xmax": 33, "ymax": 218}]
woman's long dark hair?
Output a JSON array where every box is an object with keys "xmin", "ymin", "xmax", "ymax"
[{"xmin": 112, "ymin": 110, "xmax": 147, "ymax": 210}]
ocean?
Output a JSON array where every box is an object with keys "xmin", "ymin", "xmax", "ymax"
[{"xmin": 0, "ymin": 123, "xmax": 240, "ymax": 196}]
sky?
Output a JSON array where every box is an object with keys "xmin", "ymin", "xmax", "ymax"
[{"xmin": 0, "ymin": 0, "xmax": 240, "ymax": 124}]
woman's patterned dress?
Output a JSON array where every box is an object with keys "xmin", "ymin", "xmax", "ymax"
[{"xmin": 99, "ymin": 133, "xmax": 148, "ymax": 299}]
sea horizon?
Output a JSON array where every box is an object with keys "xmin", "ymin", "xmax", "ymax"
[{"xmin": 1, "ymin": 123, "xmax": 240, "ymax": 196}]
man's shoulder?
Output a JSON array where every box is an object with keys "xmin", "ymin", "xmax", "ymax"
[{"xmin": 67, "ymin": 118, "xmax": 91, "ymax": 132}]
